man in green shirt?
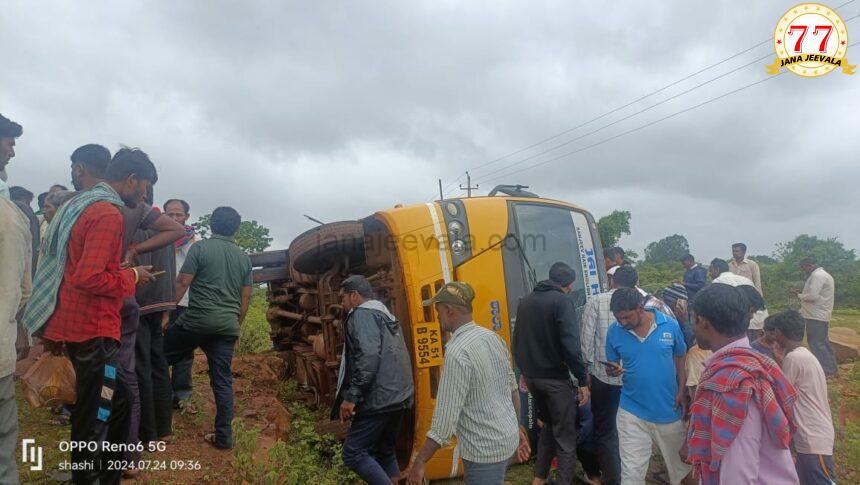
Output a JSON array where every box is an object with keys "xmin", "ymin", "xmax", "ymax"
[{"xmin": 164, "ymin": 206, "xmax": 252, "ymax": 449}]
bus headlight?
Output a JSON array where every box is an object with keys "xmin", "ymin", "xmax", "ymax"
[
  {"xmin": 447, "ymin": 221, "xmax": 464, "ymax": 237},
  {"xmin": 451, "ymin": 239, "xmax": 466, "ymax": 255}
]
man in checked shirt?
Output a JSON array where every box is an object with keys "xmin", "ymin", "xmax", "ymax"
[
  {"xmin": 405, "ymin": 282, "xmax": 529, "ymax": 485},
  {"xmin": 26, "ymin": 154, "xmax": 158, "ymax": 485}
]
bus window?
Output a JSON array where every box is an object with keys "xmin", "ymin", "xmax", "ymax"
[
  {"xmin": 514, "ymin": 204, "xmax": 584, "ymax": 289},
  {"xmin": 512, "ymin": 203, "xmax": 601, "ymax": 316}
]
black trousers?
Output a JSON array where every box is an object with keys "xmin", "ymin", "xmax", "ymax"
[
  {"xmin": 806, "ymin": 319, "xmax": 838, "ymax": 376},
  {"xmin": 136, "ymin": 312, "xmax": 173, "ymax": 442},
  {"xmin": 65, "ymin": 337, "xmax": 129, "ymax": 485},
  {"xmin": 525, "ymin": 377, "xmax": 578, "ymax": 485},
  {"xmin": 590, "ymin": 375, "xmax": 622, "ymax": 485}
]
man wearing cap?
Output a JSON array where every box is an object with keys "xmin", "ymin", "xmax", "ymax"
[
  {"xmin": 513, "ymin": 262, "xmax": 589, "ymax": 485},
  {"xmin": 406, "ymin": 282, "xmax": 528, "ymax": 485},
  {"xmin": 333, "ymin": 275, "xmax": 413, "ymax": 485}
]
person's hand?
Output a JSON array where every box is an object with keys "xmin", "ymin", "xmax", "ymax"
[
  {"xmin": 674, "ymin": 301, "xmax": 689, "ymax": 325},
  {"xmin": 516, "ymin": 426, "xmax": 531, "ymax": 462},
  {"xmin": 339, "ymin": 401, "xmax": 356, "ymax": 423},
  {"xmin": 123, "ymin": 246, "xmax": 139, "ymax": 268},
  {"xmin": 578, "ymin": 386, "xmax": 590, "ymax": 407},
  {"xmin": 605, "ymin": 361, "xmax": 625, "ymax": 377},
  {"xmin": 518, "ymin": 374, "xmax": 528, "ymax": 393},
  {"xmin": 404, "ymin": 460, "xmax": 425, "ymax": 485},
  {"xmin": 133, "ymin": 265, "xmax": 155, "ymax": 286},
  {"xmin": 676, "ymin": 390, "xmax": 689, "ymax": 420},
  {"xmin": 679, "ymin": 439, "xmax": 691, "ymax": 464},
  {"xmin": 44, "ymin": 339, "xmax": 64, "ymax": 356}
]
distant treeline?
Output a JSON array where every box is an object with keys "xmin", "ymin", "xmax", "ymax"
[{"xmin": 633, "ymin": 234, "xmax": 859, "ymax": 310}]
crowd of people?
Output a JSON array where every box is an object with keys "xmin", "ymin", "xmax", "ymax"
[
  {"xmin": 0, "ymin": 109, "xmax": 842, "ymax": 485},
  {"xmin": 343, "ymin": 249, "xmax": 837, "ymax": 485},
  {"xmin": 0, "ymin": 113, "xmax": 253, "ymax": 484}
]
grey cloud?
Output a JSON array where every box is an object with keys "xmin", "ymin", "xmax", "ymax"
[{"xmin": 2, "ymin": 0, "xmax": 857, "ymax": 258}]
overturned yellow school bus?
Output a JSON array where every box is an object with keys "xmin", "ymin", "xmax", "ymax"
[{"xmin": 252, "ymin": 185, "xmax": 606, "ymax": 480}]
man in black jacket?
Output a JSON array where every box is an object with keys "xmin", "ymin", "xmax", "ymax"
[
  {"xmin": 513, "ymin": 262, "xmax": 589, "ymax": 485},
  {"xmin": 333, "ymin": 275, "xmax": 414, "ymax": 485}
]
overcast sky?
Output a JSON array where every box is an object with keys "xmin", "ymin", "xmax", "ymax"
[{"xmin": 3, "ymin": 0, "xmax": 858, "ymax": 262}]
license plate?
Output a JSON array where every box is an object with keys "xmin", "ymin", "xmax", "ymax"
[{"xmin": 413, "ymin": 321, "xmax": 443, "ymax": 368}]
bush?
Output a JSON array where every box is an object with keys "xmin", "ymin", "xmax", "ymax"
[
  {"xmin": 237, "ymin": 288, "xmax": 273, "ymax": 355},
  {"xmin": 634, "ymin": 261, "xmax": 684, "ymax": 295}
]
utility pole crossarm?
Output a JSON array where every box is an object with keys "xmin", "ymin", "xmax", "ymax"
[{"xmin": 459, "ymin": 171, "xmax": 479, "ymax": 198}]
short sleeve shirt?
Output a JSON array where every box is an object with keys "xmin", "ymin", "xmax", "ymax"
[
  {"xmin": 175, "ymin": 235, "xmax": 252, "ymax": 336},
  {"xmin": 605, "ymin": 310, "xmax": 687, "ymax": 423},
  {"xmin": 782, "ymin": 347, "xmax": 835, "ymax": 455}
]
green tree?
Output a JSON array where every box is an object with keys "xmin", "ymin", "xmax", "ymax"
[
  {"xmin": 644, "ymin": 234, "xmax": 690, "ymax": 263},
  {"xmin": 596, "ymin": 210, "xmax": 631, "ymax": 248},
  {"xmin": 192, "ymin": 213, "xmax": 274, "ymax": 253},
  {"xmin": 762, "ymin": 234, "xmax": 859, "ymax": 309}
]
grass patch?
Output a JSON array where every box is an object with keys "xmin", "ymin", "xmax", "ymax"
[
  {"xmin": 15, "ymin": 384, "xmax": 70, "ymax": 484},
  {"xmin": 831, "ymin": 308, "xmax": 860, "ymax": 333},
  {"xmin": 231, "ymin": 403, "xmax": 359, "ymax": 484},
  {"xmin": 236, "ymin": 288, "xmax": 272, "ymax": 355}
]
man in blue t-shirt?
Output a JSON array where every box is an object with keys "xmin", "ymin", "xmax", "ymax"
[{"xmin": 605, "ymin": 288, "xmax": 692, "ymax": 485}]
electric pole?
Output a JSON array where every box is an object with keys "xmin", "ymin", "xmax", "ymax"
[{"xmin": 459, "ymin": 171, "xmax": 479, "ymax": 198}]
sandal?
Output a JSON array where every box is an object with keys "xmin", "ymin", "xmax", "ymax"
[
  {"xmin": 204, "ymin": 433, "xmax": 231, "ymax": 450},
  {"xmin": 177, "ymin": 400, "xmax": 199, "ymax": 415}
]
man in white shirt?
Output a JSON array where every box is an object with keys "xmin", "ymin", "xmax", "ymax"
[
  {"xmin": 163, "ymin": 198, "xmax": 198, "ymax": 409},
  {"xmin": 710, "ymin": 258, "xmax": 769, "ymax": 341},
  {"xmin": 729, "ymin": 243, "xmax": 762, "ymax": 295},
  {"xmin": 406, "ymin": 282, "xmax": 528, "ymax": 484},
  {"xmin": 764, "ymin": 310, "xmax": 836, "ymax": 484},
  {"xmin": 792, "ymin": 256, "xmax": 837, "ymax": 377},
  {"xmin": 0, "ymin": 195, "xmax": 33, "ymax": 485}
]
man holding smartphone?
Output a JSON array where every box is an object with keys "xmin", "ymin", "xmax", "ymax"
[{"xmin": 605, "ymin": 288, "xmax": 691, "ymax": 485}]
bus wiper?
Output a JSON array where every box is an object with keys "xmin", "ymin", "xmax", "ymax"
[
  {"xmin": 450, "ymin": 233, "xmax": 536, "ymax": 291},
  {"xmin": 506, "ymin": 233, "xmax": 537, "ymax": 292}
]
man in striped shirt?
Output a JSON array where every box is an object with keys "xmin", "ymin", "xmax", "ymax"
[{"xmin": 405, "ymin": 282, "xmax": 529, "ymax": 485}]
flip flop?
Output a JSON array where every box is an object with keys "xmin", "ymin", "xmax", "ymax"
[{"xmin": 204, "ymin": 433, "xmax": 231, "ymax": 450}]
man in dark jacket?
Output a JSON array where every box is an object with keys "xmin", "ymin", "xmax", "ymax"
[
  {"xmin": 513, "ymin": 262, "xmax": 589, "ymax": 485},
  {"xmin": 680, "ymin": 254, "xmax": 707, "ymax": 302},
  {"xmin": 333, "ymin": 275, "xmax": 414, "ymax": 485}
]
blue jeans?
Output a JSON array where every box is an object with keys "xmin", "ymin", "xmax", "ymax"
[
  {"xmin": 795, "ymin": 453, "xmax": 836, "ymax": 484},
  {"xmin": 463, "ymin": 459, "xmax": 508, "ymax": 484},
  {"xmin": 168, "ymin": 308, "xmax": 194, "ymax": 402},
  {"xmin": 342, "ymin": 409, "xmax": 405, "ymax": 484},
  {"xmin": 164, "ymin": 325, "xmax": 237, "ymax": 448}
]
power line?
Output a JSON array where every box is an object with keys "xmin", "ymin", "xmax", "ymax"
[
  {"xmin": 460, "ymin": 0, "xmax": 857, "ymax": 178},
  {"xmin": 481, "ymin": 73, "xmax": 786, "ymax": 185},
  {"xmin": 476, "ymin": 14, "xmax": 860, "ymax": 185},
  {"xmin": 473, "ymin": 50, "xmax": 779, "ymax": 182}
]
